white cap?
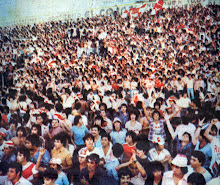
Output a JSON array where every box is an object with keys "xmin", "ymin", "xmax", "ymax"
[
  {"xmin": 152, "ymin": 136, "xmax": 165, "ymax": 145},
  {"xmin": 113, "ymin": 117, "xmax": 122, "ymax": 124},
  {"xmin": 49, "ymin": 158, "xmax": 62, "ymax": 165},
  {"xmin": 172, "ymin": 154, "xmax": 187, "ymax": 167}
]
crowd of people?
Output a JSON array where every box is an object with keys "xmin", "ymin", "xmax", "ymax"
[{"xmin": 0, "ymin": 3, "xmax": 219, "ymax": 185}]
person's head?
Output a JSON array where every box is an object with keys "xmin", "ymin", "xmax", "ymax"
[
  {"xmin": 128, "ymin": 161, "xmax": 139, "ymax": 177},
  {"xmin": 135, "ymin": 141, "xmax": 148, "ymax": 158},
  {"xmin": 101, "ymin": 133, "xmax": 111, "ymax": 148},
  {"xmin": 25, "ymin": 134, "xmax": 41, "ymax": 149},
  {"xmin": 7, "ymin": 162, "xmax": 23, "ymax": 182},
  {"xmin": 125, "ymin": 131, "xmax": 136, "ymax": 145},
  {"xmin": 83, "ymin": 133, "xmax": 94, "ymax": 149},
  {"xmin": 16, "ymin": 126, "xmax": 26, "ymax": 137},
  {"xmin": 17, "ymin": 146, "xmax": 30, "ymax": 164},
  {"xmin": 86, "ymin": 154, "xmax": 100, "ymax": 172},
  {"xmin": 129, "ymin": 111, "xmax": 137, "ymax": 121},
  {"xmin": 74, "ymin": 115, "xmax": 82, "ymax": 126},
  {"xmin": 152, "ymin": 110, "xmax": 161, "ymax": 121},
  {"xmin": 112, "ymin": 143, "xmax": 124, "ymax": 158},
  {"xmin": 121, "ymin": 104, "xmax": 127, "ymax": 113},
  {"xmin": 149, "ymin": 161, "xmax": 164, "ymax": 181},
  {"xmin": 31, "ymin": 124, "xmax": 41, "ymax": 136},
  {"xmin": 171, "ymin": 154, "xmax": 188, "ymax": 177},
  {"xmin": 187, "ymin": 172, "xmax": 206, "ymax": 185},
  {"xmin": 190, "ymin": 151, "xmax": 205, "ymax": 168},
  {"xmin": 90, "ymin": 125, "xmax": 100, "ymax": 137},
  {"xmin": 0, "ymin": 161, "xmax": 8, "ymax": 176},
  {"xmin": 36, "ymin": 114, "xmax": 44, "ymax": 125},
  {"xmin": 112, "ymin": 117, "xmax": 122, "ymax": 131},
  {"xmin": 53, "ymin": 132, "xmax": 67, "ymax": 149},
  {"xmin": 94, "ymin": 116, "xmax": 104, "ymax": 127},
  {"xmin": 49, "ymin": 158, "xmax": 62, "ymax": 171},
  {"xmin": 118, "ymin": 167, "xmax": 132, "ymax": 185},
  {"xmin": 51, "ymin": 119, "xmax": 60, "ymax": 128},
  {"xmin": 199, "ymin": 129, "xmax": 209, "ymax": 143},
  {"xmin": 182, "ymin": 132, "xmax": 192, "ymax": 143},
  {"xmin": 0, "ymin": 128, "xmax": 6, "ymax": 140},
  {"xmin": 4, "ymin": 140, "xmax": 14, "ymax": 156},
  {"xmin": 78, "ymin": 148, "xmax": 87, "ymax": 164},
  {"xmin": 154, "ymin": 137, "xmax": 165, "ymax": 151},
  {"xmin": 43, "ymin": 167, "xmax": 58, "ymax": 185}
]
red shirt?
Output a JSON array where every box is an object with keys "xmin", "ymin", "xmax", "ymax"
[{"xmin": 123, "ymin": 143, "xmax": 136, "ymax": 158}]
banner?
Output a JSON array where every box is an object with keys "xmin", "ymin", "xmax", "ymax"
[{"xmin": 0, "ymin": 0, "xmax": 219, "ymax": 27}]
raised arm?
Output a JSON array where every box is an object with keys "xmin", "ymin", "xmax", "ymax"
[
  {"xmin": 164, "ymin": 114, "xmax": 176, "ymax": 140},
  {"xmin": 204, "ymin": 119, "xmax": 217, "ymax": 142},
  {"xmin": 192, "ymin": 118, "xmax": 205, "ymax": 146}
]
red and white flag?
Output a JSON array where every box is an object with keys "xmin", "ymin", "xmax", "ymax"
[
  {"xmin": 152, "ymin": 0, "xmax": 164, "ymax": 15},
  {"xmin": 123, "ymin": 4, "xmax": 146, "ymax": 17}
]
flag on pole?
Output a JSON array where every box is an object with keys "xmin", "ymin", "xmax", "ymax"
[
  {"xmin": 152, "ymin": 0, "xmax": 164, "ymax": 15},
  {"xmin": 123, "ymin": 4, "xmax": 146, "ymax": 17}
]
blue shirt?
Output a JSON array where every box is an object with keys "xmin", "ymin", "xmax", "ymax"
[
  {"xmin": 71, "ymin": 125, "xmax": 89, "ymax": 146},
  {"xmin": 195, "ymin": 141, "xmax": 212, "ymax": 168},
  {"xmin": 110, "ymin": 129, "xmax": 127, "ymax": 145},
  {"xmin": 175, "ymin": 137, "xmax": 194, "ymax": 163},
  {"xmin": 105, "ymin": 158, "xmax": 120, "ymax": 181},
  {"xmin": 117, "ymin": 112, "xmax": 129, "ymax": 127},
  {"xmin": 32, "ymin": 148, "xmax": 51, "ymax": 166},
  {"xmin": 55, "ymin": 171, "xmax": 69, "ymax": 185}
]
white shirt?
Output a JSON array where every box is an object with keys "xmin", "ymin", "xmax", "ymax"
[
  {"xmin": 125, "ymin": 121, "xmax": 142, "ymax": 135},
  {"xmin": 176, "ymin": 97, "xmax": 191, "ymax": 108},
  {"xmin": 175, "ymin": 123, "xmax": 196, "ymax": 140},
  {"xmin": 148, "ymin": 148, "xmax": 171, "ymax": 162},
  {"xmin": 162, "ymin": 171, "xmax": 188, "ymax": 185},
  {"xmin": 3, "ymin": 176, "xmax": 32, "ymax": 185}
]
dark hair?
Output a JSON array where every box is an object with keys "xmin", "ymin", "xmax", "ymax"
[
  {"xmin": 118, "ymin": 167, "xmax": 131, "ymax": 179},
  {"xmin": 112, "ymin": 143, "xmax": 124, "ymax": 158},
  {"xmin": 53, "ymin": 132, "xmax": 67, "ymax": 146},
  {"xmin": 191, "ymin": 151, "xmax": 206, "ymax": 166},
  {"xmin": 86, "ymin": 153, "xmax": 100, "ymax": 164},
  {"xmin": 17, "ymin": 146, "xmax": 30, "ymax": 161},
  {"xmin": 43, "ymin": 167, "xmax": 58, "ymax": 180},
  {"xmin": 74, "ymin": 115, "xmax": 82, "ymax": 125},
  {"xmin": 83, "ymin": 133, "xmax": 94, "ymax": 142},
  {"xmin": 0, "ymin": 161, "xmax": 8, "ymax": 175},
  {"xmin": 94, "ymin": 116, "xmax": 104, "ymax": 126},
  {"xmin": 16, "ymin": 126, "xmax": 27, "ymax": 137},
  {"xmin": 136, "ymin": 141, "xmax": 148, "ymax": 153},
  {"xmin": 8, "ymin": 162, "xmax": 23, "ymax": 177},
  {"xmin": 101, "ymin": 133, "xmax": 111, "ymax": 141},
  {"xmin": 187, "ymin": 172, "xmax": 206, "ymax": 185},
  {"xmin": 180, "ymin": 167, "xmax": 188, "ymax": 174},
  {"xmin": 126, "ymin": 131, "xmax": 136, "ymax": 142},
  {"xmin": 182, "ymin": 132, "xmax": 192, "ymax": 142},
  {"xmin": 148, "ymin": 161, "xmax": 164, "ymax": 180},
  {"xmin": 55, "ymin": 103, "xmax": 63, "ymax": 112},
  {"xmin": 200, "ymin": 129, "xmax": 210, "ymax": 143},
  {"xmin": 152, "ymin": 110, "xmax": 161, "ymax": 119},
  {"xmin": 26, "ymin": 134, "xmax": 41, "ymax": 147},
  {"xmin": 31, "ymin": 124, "xmax": 41, "ymax": 136},
  {"xmin": 90, "ymin": 125, "xmax": 101, "ymax": 132}
]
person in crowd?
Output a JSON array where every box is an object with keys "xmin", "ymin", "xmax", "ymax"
[
  {"xmin": 162, "ymin": 154, "xmax": 188, "ymax": 185},
  {"xmin": 0, "ymin": 128, "xmax": 7, "ymax": 161},
  {"xmin": 117, "ymin": 167, "xmax": 134, "ymax": 185},
  {"xmin": 16, "ymin": 146, "xmax": 38, "ymax": 182},
  {"xmin": 2, "ymin": 140, "xmax": 16, "ymax": 166},
  {"xmin": 148, "ymin": 137, "xmax": 171, "ymax": 171},
  {"xmin": 79, "ymin": 153, "xmax": 109, "ymax": 185},
  {"xmin": 110, "ymin": 117, "xmax": 127, "ymax": 145},
  {"xmin": 125, "ymin": 111, "xmax": 142, "ymax": 135},
  {"xmin": 11, "ymin": 126, "xmax": 27, "ymax": 147},
  {"xmin": 25, "ymin": 134, "xmax": 51, "ymax": 167},
  {"xmin": 145, "ymin": 161, "xmax": 164, "ymax": 185},
  {"xmin": 90, "ymin": 125, "xmax": 102, "ymax": 148},
  {"xmin": 187, "ymin": 172, "xmax": 206, "ymax": 185},
  {"xmin": 49, "ymin": 158, "xmax": 69, "ymax": 185},
  {"xmin": 71, "ymin": 115, "xmax": 89, "ymax": 147},
  {"xmin": 188, "ymin": 150, "xmax": 212, "ymax": 183},
  {"xmin": 51, "ymin": 132, "xmax": 72, "ymax": 170},
  {"xmin": 122, "ymin": 131, "xmax": 136, "ymax": 161},
  {"xmin": 43, "ymin": 167, "xmax": 58, "ymax": 185},
  {"xmin": 4, "ymin": 162, "xmax": 32, "ymax": 185}
]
